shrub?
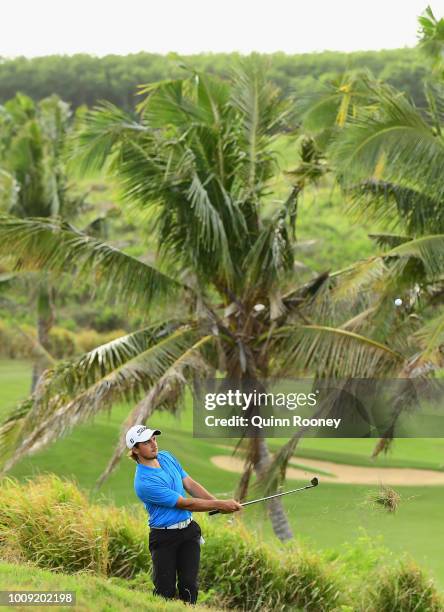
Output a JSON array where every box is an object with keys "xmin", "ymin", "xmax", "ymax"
[
  {"xmin": 0, "ymin": 320, "xmax": 127, "ymax": 358},
  {"xmin": 0, "ymin": 321, "xmax": 33, "ymax": 358},
  {"xmin": 0, "ymin": 322, "xmax": 78, "ymax": 359},
  {"xmin": 48, "ymin": 326, "xmax": 78, "ymax": 358},
  {"xmin": 76, "ymin": 328, "xmax": 127, "ymax": 353},
  {"xmin": 364, "ymin": 560, "xmax": 443, "ymax": 612}
]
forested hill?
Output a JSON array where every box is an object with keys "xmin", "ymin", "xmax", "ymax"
[{"xmin": 0, "ymin": 47, "xmax": 429, "ymax": 109}]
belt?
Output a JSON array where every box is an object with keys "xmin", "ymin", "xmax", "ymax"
[{"xmin": 151, "ymin": 518, "xmax": 192, "ymax": 530}]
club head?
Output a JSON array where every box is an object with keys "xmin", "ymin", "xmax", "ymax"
[{"xmin": 311, "ymin": 477, "xmax": 319, "ymax": 487}]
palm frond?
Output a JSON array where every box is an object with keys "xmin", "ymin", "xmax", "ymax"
[
  {"xmin": 72, "ymin": 101, "xmax": 147, "ymax": 175},
  {"xmin": 0, "ymin": 215, "xmax": 182, "ymax": 310},
  {"xmin": 332, "ymin": 83, "xmax": 444, "ymax": 207},
  {"xmin": 387, "ymin": 234, "xmax": 444, "ymax": 279},
  {"xmin": 0, "ymin": 328, "xmax": 215, "ymax": 472},
  {"xmin": 243, "ymin": 215, "xmax": 293, "ymax": 289},
  {"xmin": 408, "ymin": 309, "xmax": 444, "ymax": 374},
  {"xmin": 349, "ymin": 179, "xmax": 444, "ymax": 235},
  {"xmin": 95, "ymin": 334, "xmax": 213, "ymax": 487},
  {"xmin": 271, "ymin": 324, "xmax": 404, "ymax": 378},
  {"xmin": 330, "ymin": 257, "xmax": 387, "ymax": 304},
  {"xmin": 299, "ymin": 71, "xmax": 376, "ymax": 134},
  {"xmin": 368, "ymin": 232, "xmax": 413, "ymax": 249},
  {"xmin": 39, "ymin": 320, "xmax": 184, "ymax": 399},
  {"xmin": 231, "ymin": 59, "xmax": 290, "ymax": 201},
  {"xmin": 325, "ymin": 234, "xmax": 444, "ymax": 315}
]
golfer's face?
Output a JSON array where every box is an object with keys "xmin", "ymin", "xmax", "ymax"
[{"xmin": 139, "ymin": 436, "xmax": 158, "ymax": 458}]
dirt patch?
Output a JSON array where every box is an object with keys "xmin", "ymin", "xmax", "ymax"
[{"xmin": 211, "ymin": 455, "xmax": 444, "ymax": 486}]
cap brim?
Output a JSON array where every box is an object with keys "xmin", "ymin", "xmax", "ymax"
[{"xmin": 138, "ymin": 429, "xmax": 161, "ymax": 442}]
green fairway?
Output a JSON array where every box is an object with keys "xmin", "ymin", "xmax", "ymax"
[{"xmin": 1, "ymin": 359, "xmax": 444, "ymax": 590}]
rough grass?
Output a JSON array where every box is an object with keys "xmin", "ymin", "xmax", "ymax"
[{"xmin": 363, "ymin": 560, "xmax": 444, "ymax": 612}]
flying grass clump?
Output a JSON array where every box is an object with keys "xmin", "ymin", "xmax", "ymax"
[{"xmin": 366, "ymin": 485, "xmax": 401, "ymax": 513}]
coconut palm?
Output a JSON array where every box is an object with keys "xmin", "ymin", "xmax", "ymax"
[
  {"xmin": 418, "ymin": 5, "xmax": 444, "ymax": 77},
  {"xmin": 0, "ymin": 62, "xmax": 429, "ymax": 541},
  {"xmin": 286, "ymin": 16, "xmax": 444, "ymax": 459},
  {"xmin": 0, "ymin": 94, "xmax": 80, "ymax": 389}
]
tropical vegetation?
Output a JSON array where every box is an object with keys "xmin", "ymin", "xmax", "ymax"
[{"xmin": 0, "ymin": 7, "xmax": 443, "ymax": 548}]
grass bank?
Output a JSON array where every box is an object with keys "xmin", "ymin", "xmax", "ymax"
[{"xmin": 0, "ymin": 561, "xmax": 215, "ymax": 611}]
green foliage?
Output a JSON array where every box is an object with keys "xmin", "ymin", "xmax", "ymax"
[
  {"xmin": 46, "ymin": 326, "xmax": 78, "ymax": 358},
  {"xmin": 76, "ymin": 328, "xmax": 127, "ymax": 353},
  {"xmin": 0, "ymin": 49, "xmax": 429, "ymax": 111},
  {"xmin": 0, "ymin": 93, "xmax": 76, "ymax": 219},
  {"xmin": 0, "ymin": 474, "xmax": 149, "ymax": 577},
  {"xmin": 364, "ymin": 560, "xmax": 443, "ymax": 612},
  {"xmin": 0, "ymin": 320, "xmax": 129, "ymax": 360},
  {"xmin": 200, "ymin": 520, "xmax": 343, "ymax": 611},
  {"xmin": 1, "ymin": 474, "xmax": 442, "ymax": 611},
  {"xmin": 0, "ymin": 216, "xmax": 181, "ymax": 311},
  {"xmin": 73, "ymin": 62, "xmax": 295, "ymax": 293},
  {"xmin": 1, "ymin": 58, "xmax": 441, "ymax": 501},
  {"xmin": 418, "ymin": 6, "xmax": 444, "ymax": 76},
  {"xmin": 0, "ymin": 474, "xmax": 344, "ymax": 611}
]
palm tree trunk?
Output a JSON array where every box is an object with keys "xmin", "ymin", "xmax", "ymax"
[
  {"xmin": 253, "ymin": 437, "xmax": 294, "ymax": 542},
  {"xmin": 31, "ymin": 281, "xmax": 54, "ymax": 392}
]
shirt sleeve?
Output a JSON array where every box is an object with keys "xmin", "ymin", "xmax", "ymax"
[
  {"xmin": 167, "ymin": 452, "xmax": 188, "ymax": 479},
  {"xmin": 136, "ymin": 476, "xmax": 181, "ymax": 508}
]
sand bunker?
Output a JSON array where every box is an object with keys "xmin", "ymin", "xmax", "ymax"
[{"xmin": 211, "ymin": 455, "xmax": 444, "ymax": 486}]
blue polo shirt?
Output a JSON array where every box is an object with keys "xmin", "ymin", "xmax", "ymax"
[{"xmin": 134, "ymin": 450, "xmax": 192, "ymax": 528}]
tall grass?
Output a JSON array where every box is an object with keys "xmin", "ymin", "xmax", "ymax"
[
  {"xmin": 0, "ymin": 475, "xmax": 149, "ymax": 578},
  {"xmin": 200, "ymin": 519, "xmax": 342, "ymax": 611},
  {"xmin": 363, "ymin": 560, "xmax": 444, "ymax": 612}
]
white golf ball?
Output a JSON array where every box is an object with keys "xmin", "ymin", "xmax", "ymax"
[
  {"xmin": 394, "ymin": 298, "xmax": 403, "ymax": 307},
  {"xmin": 253, "ymin": 303, "xmax": 266, "ymax": 312}
]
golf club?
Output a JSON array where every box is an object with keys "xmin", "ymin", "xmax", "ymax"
[{"xmin": 208, "ymin": 477, "xmax": 319, "ymax": 516}]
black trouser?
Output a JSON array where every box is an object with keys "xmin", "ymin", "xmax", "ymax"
[{"xmin": 149, "ymin": 520, "xmax": 201, "ymax": 605}]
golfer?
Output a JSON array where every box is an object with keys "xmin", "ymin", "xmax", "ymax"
[{"xmin": 126, "ymin": 424, "xmax": 242, "ymax": 605}]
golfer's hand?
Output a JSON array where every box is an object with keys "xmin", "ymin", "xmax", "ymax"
[{"xmin": 218, "ymin": 499, "xmax": 243, "ymax": 514}]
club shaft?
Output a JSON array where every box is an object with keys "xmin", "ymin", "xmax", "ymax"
[{"xmin": 241, "ymin": 484, "xmax": 314, "ymax": 507}]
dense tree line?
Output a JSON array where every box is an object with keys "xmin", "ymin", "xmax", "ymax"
[{"xmin": 0, "ymin": 48, "xmax": 429, "ymax": 110}]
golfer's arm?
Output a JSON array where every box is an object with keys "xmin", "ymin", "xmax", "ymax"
[
  {"xmin": 182, "ymin": 476, "xmax": 216, "ymax": 500},
  {"xmin": 176, "ymin": 496, "xmax": 225, "ymax": 512}
]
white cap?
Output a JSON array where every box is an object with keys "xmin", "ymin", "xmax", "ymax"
[{"xmin": 126, "ymin": 425, "xmax": 161, "ymax": 449}]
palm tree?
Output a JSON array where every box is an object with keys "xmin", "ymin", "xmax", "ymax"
[
  {"xmin": 286, "ymin": 14, "xmax": 444, "ymax": 457},
  {"xmin": 0, "ymin": 61, "xmax": 434, "ymax": 540},
  {"xmin": 0, "ymin": 94, "xmax": 79, "ymax": 390},
  {"xmin": 418, "ymin": 6, "xmax": 444, "ymax": 77}
]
